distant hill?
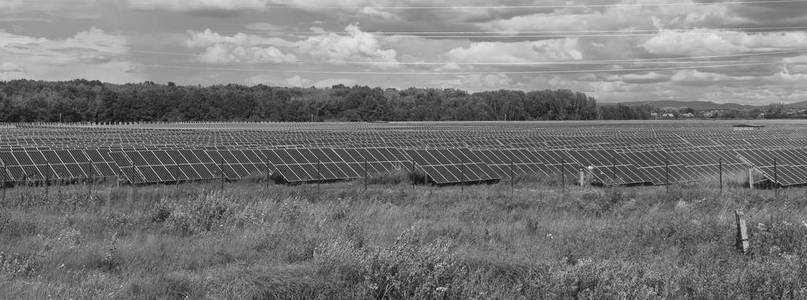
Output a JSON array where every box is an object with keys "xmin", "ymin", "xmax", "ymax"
[
  {"xmin": 785, "ymin": 101, "xmax": 807, "ymax": 109},
  {"xmin": 617, "ymin": 100, "xmax": 759, "ymax": 111}
]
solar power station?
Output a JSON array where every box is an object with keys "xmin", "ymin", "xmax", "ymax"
[{"xmin": 1, "ymin": 122, "xmax": 806, "ymax": 187}]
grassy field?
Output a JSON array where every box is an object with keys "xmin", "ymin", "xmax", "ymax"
[{"xmin": 1, "ymin": 178, "xmax": 807, "ymax": 299}]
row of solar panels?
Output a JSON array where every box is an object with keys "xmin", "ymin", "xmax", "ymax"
[{"xmin": 1, "ymin": 148, "xmax": 805, "ymax": 186}]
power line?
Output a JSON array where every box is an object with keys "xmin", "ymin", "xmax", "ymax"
[
  {"xmin": 139, "ymin": 61, "xmax": 779, "ymax": 75},
  {"xmin": 267, "ymin": 0, "xmax": 807, "ymax": 9},
  {"xmin": 128, "ymin": 48, "xmax": 805, "ymax": 66},
  {"xmin": 226, "ymin": 26, "xmax": 807, "ymax": 37}
]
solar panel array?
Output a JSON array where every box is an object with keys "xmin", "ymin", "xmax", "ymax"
[
  {"xmin": 263, "ymin": 148, "xmax": 408, "ymax": 183},
  {"xmin": 0, "ymin": 121, "xmax": 806, "ymax": 187}
]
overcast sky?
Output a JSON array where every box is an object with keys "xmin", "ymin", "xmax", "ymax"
[{"xmin": 1, "ymin": 0, "xmax": 807, "ymax": 104}]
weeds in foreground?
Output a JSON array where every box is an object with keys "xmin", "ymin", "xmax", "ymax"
[{"xmin": 0, "ymin": 181, "xmax": 806, "ymax": 298}]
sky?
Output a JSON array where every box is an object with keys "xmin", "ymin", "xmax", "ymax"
[{"xmin": 1, "ymin": 0, "xmax": 807, "ymax": 104}]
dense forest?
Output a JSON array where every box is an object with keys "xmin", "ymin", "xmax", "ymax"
[{"xmin": 0, "ymin": 79, "xmax": 654, "ymax": 122}]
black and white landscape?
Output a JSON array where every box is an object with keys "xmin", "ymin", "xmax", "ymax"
[{"xmin": 2, "ymin": 1, "xmax": 807, "ymax": 299}]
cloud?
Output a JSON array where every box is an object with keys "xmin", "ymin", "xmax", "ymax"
[
  {"xmin": 607, "ymin": 72, "xmax": 670, "ymax": 84},
  {"xmin": 245, "ymin": 22, "xmax": 288, "ymax": 32},
  {"xmin": 642, "ymin": 29, "xmax": 807, "ymax": 56},
  {"xmin": 186, "ymin": 25, "xmax": 397, "ymax": 67},
  {"xmin": 360, "ymin": 7, "xmax": 397, "ymax": 20},
  {"xmin": 313, "ymin": 78, "xmax": 356, "ymax": 88},
  {"xmin": 126, "ymin": 0, "xmax": 267, "ymax": 12},
  {"xmin": 480, "ymin": 1, "xmax": 745, "ymax": 33},
  {"xmin": 0, "ymin": 27, "xmax": 127, "ymax": 64},
  {"xmin": 285, "ymin": 75, "xmax": 311, "ymax": 87},
  {"xmin": 186, "ymin": 29, "xmax": 297, "ymax": 64},
  {"xmin": 445, "ymin": 38, "xmax": 582, "ymax": 63},
  {"xmin": 0, "ymin": 28, "xmax": 143, "ymax": 83},
  {"xmin": 297, "ymin": 24, "xmax": 399, "ymax": 66},
  {"xmin": 0, "ymin": 62, "xmax": 22, "ymax": 72}
]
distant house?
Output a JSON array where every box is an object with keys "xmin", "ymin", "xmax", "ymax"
[
  {"xmin": 680, "ymin": 113, "xmax": 695, "ymax": 118},
  {"xmin": 650, "ymin": 112, "xmax": 658, "ymax": 119},
  {"xmin": 661, "ymin": 113, "xmax": 675, "ymax": 118}
]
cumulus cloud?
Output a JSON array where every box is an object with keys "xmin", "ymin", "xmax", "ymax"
[
  {"xmin": 314, "ymin": 78, "xmax": 357, "ymax": 88},
  {"xmin": 285, "ymin": 75, "xmax": 311, "ymax": 87},
  {"xmin": 127, "ymin": 0, "xmax": 267, "ymax": 12},
  {"xmin": 480, "ymin": 1, "xmax": 745, "ymax": 33},
  {"xmin": 297, "ymin": 24, "xmax": 398, "ymax": 66},
  {"xmin": 360, "ymin": 7, "xmax": 397, "ymax": 20},
  {"xmin": 607, "ymin": 72, "xmax": 670, "ymax": 84},
  {"xmin": 186, "ymin": 25, "xmax": 397, "ymax": 66},
  {"xmin": 445, "ymin": 38, "xmax": 583, "ymax": 63},
  {"xmin": 186, "ymin": 29, "xmax": 297, "ymax": 64},
  {"xmin": 0, "ymin": 28, "xmax": 143, "ymax": 83},
  {"xmin": 642, "ymin": 29, "xmax": 807, "ymax": 56},
  {"xmin": 0, "ymin": 62, "xmax": 23, "ymax": 72},
  {"xmin": 0, "ymin": 27, "xmax": 127, "ymax": 64}
]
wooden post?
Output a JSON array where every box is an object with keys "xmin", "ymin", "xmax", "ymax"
[
  {"xmin": 317, "ymin": 160, "xmax": 321, "ymax": 201},
  {"xmin": 748, "ymin": 167, "xmax": 754, "ymax": 189},
  {"xmin": 579, "ymin": 169, "xmax": 585, "ymax": 187},
  {"xmin": 735, "ymin": 209, "xmax": 749, "ymax": 254},
  {"xmin": 265, "ymin": 163, "xmax": 270, "ymax": 189}
]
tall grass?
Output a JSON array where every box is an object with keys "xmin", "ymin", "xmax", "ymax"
[{"xmin": 1, "ymin": 180, "xmax": 807, "ymax": 298}]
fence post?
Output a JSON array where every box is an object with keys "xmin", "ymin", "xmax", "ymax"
[
  {"xmin": 510, "ymin": 160, "xmax": 514, "ymax": 195},
  {"xmin": 579, "ymin": 168, "xmax": 585, "ymax": 187},
  {"xmin": 748, "ymin": 167, "xmax": 754, "ymax": 189},
  {"xmin": 735, "ymin": 209, "xmax": 749, "ymax": 254}
]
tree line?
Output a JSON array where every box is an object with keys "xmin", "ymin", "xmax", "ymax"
[{"xmin": 0, "ymin": 79, "xmax": 653, "ymax": 122}]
